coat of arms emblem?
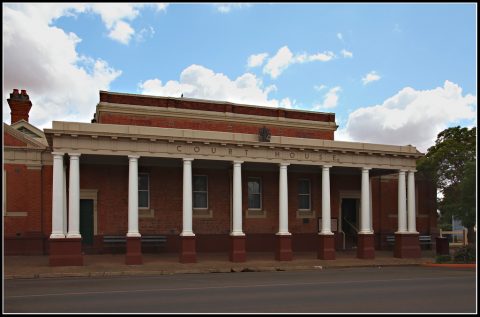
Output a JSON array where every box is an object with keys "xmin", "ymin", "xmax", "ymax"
[{"xmin": 258, "ymin": 126, "xmax": 271, "ymax": 142}]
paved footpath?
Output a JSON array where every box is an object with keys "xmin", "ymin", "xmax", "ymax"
[{"xmin": 4, "ymin": 250, "xmax": 454, "ymax": 279}]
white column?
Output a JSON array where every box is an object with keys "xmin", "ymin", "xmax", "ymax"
[
  {"xmin": 359, "ymin": 167, "xmax": 372, "ymax": 234},
  {"xmin": 50, "ymin": 152, "xmax": 65, "ymax": 239},
  {"xmin": 127, "ymin": 155, "xmax": 141, "ymax": 237},
  {"xmin": 181, "ymin": 158, "xmax": 195, "ymax": 236},
  {"xmin": 407, "ymin": 170, "xmax": 418, "ymax": 233},
  {"xmin": 277, "ymin": 163, "xmax": 291, "ymax": 235},
  {"xmin": 320, "ymin": 165, "xmax": 333, "ymax": 235},
  {"xmin": 231, "ymin": 161, "xmax": 244, "ymax": 236},
  {"xmin": 67, "ymin": 153, "xmax": 81, "ymax": 238},
  {"xmin": 63, "ymin": 165, "xmax": 67, "ymax": 236},
  {"xmin": 396, "ymin": 170, "xmax": 408, "ymax": 233}
]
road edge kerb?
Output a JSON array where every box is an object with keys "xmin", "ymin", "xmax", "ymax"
[
  {"xmin": 4, "ymin": 262, "xmax": 428, "ymax": 280},
  {"xmin": 421, "ymin": 263, "xmax": 476, "ymax": 268}
]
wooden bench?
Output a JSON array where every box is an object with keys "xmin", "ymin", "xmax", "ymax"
[
  {"xmin": 103, "ymin": 235, "xmax": 167, "ymax": 252},
  {"xmin": 386, "ymin": 235, "xmax": 432, "ymax": 249}
]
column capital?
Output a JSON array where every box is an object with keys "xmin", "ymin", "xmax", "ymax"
[
  {"xmin": 361, "ymin": 167, "xmax": 371, "ymax": 172},
  {"xmin": 128, "ymin": 155, "xmax": 140, "ymax": 160},
  {"xmin": 279, "ymin": 162, "xmax": 290, "ymax": 167},
  {"xmin": 68, "ymin": 153, "xmax": 81, "ymax": 158},
  {"xmin": 183, "ymin": 157, "xmax": 194, "ymax": 162},
  {"xmin": 322, "ymin": 165, "xmax": 332, "ymax": 169},
  {"xmin": 408, "ymin": 169, "xmax": 417, "ymax": 173},
  {"xmin": 233, "ymin": 160, "xmax": 244, "ymax": 165},
  {"xmin": 52, "ymin": 152, "xmax": 65, "ymax": 157},
  {"xmin": 399, "ymin": 169, "xmax": 408, "ymax": 173}
]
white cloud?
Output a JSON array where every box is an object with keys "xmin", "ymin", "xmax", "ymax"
[
  {"xmin": 314, "ymin": 84, "xmax": 326, "ymax": 91},
  {"xmin": 139, "ymin": 64, "xmax": 298, "ymax": 109},
  {"xmin": 362, "ymin": 71, "xmax": 381, "ymax": 85},
  {"xmin": 336, "ymin": 81, "xmax": 477, "ymax": 152},
  {"xmin": 135, "ymin": 26, "xmax": 155, "ymax": 42},
  {"xmin": 247, "ymin": 53, "xmax": 269, "ymax": 68},
  {"xmin": 108, "ymin": 20, "xmax": 135, "ymax": 44},
  {"xmin": 263, "ymin": 46, "xmax": 336, "ymax": 79},
  {"xmin": 313, "ymin": 86, "xmax": 342, "ymax": 109},
  {"xmin": 337, "ymin": 33, "xmax": 343, "ymax": 41},
  {"xmin": 89, "ymin": 3, "xmax": 167, "ymax": 44},
  {"xmin": 305, "ymin": 51, "xmax": 335, "ymax": 62},
  {"xmin": 214, "ymin": 4, "xmax": 252, "ymax": 13},
  {"xmin": 341, "ymin": 49, "xmax": 353, "ymax": 58},
  {"xmin": 3, "ymin": 4, "xmax": 122, "ymax": 129},
  {"xmin": 263, "ymin": 46, "xmax": 294, "ymax": 79}
]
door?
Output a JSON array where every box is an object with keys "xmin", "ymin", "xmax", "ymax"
[
  {"xmin": 80, "ymin": 199, "xmax": 94, "ymax": 246},
  {"xmin": 341, "ymin": 198, "xmax": 359, "ymax": 249}
]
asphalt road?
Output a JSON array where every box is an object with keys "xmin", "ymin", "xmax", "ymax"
[{"xmin": 4, "ymin": 266, "xmax": 476, "ymax": 313}]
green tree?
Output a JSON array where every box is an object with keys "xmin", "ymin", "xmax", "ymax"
[{"xmin": 417, "ymin": 126, "xmax": 476, "ymax": 243}]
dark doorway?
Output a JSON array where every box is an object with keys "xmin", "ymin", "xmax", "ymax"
[
  {"xmin": 80, "ymin": 199, "xmax": 94, "ymax": 246},
  {"xmin": 341, "ymin": 198, "xmax": 359, "ymax": 250}
]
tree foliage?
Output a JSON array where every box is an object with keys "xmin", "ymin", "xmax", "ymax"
[{"xmin": 417, "ymin": 126, "xmax": 476, "ymax": 234}]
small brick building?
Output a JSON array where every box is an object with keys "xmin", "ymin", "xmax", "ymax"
[{"xmin": 3, "ymin": 89, "xmax": 438, "ymax": 266}]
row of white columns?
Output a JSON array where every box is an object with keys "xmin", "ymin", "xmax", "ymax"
[
  {"xmin": 397, "ymin": 170, "xmax": 418, "ymax": 234},
  {"xmin": 50, "ymin": 152, "xmax": 81, "ymax": 239},
  {"xmin": 51, "ymin": 153, "xmax": 416, "ymax": 240}
]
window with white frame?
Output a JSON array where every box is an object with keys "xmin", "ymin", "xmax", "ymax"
[
  {"xmin": 248, "ymin": 177, "xmax": 262, "ymax": 210},
  {"xmin": 193, "ymin": 175, "xmax": 208, "ymax": 209},
  {"xmin": 298, "ymin": 179, "xmax": 311, "ymax": 210},
  {"xmin": 138, "ymin": 173, "xmax": 149, "ymax": 209}
]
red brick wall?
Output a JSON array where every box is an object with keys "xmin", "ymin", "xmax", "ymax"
[
  {"xmin": 4, "ymin": 132, "xmax": 27, "ymax": 147},
  {"xmin": 4, "ymin": 164, "xmax": 43, "ymax": 235},
  {"xmin": 99, "ymin": 91, "xmax": 335, "ymax": 124},
  {"xmin": 4, "ymin": 159, "xmax": 437, "ymax": 254},
  {"xmin": 99, "ymin": 113, "xmax": 334, "ymax": 140}
]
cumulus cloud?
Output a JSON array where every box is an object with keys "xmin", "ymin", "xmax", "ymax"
[
  {"xmin": 89, "ymin": 3, "xmax": 167, "ymax": 44},
  {"xmin": 362, "ymin": 71, "xmax": 381, "ymax": 85},
  {"xmin": 313, "ymin": 86, "xmax": 342, "ymax": 109},
  {"xmin": 108, "ymin": 20, "xmax": 135, "ymax": 44},
  {"xmin": 263, "ymin": 46, "xmax": 336, "ymax": 79},
  {"xmin": 3, "ymin": 4, "xmax": 122, "ymax": 129},
  {"xmin": 247, "ymin": 53, "xmax": 269, "ymax": 68},
  {"xmin": 214, "ymin": 3, "xmax": 252, "ymax": 13},
  {"xmin": 341, "ymin": 49, "xmax": 353, "ymax": 58},
  {"xmin": 314, "ymin": 84, "xmax": 326, "ymax": 91},
  {"xmin": 336, "ymin": 81, "xmax": 477, "ymax": 152},
  {"xmin": 139, "ymin": 64, "xmax": 296, "ymax": 109},
  {"xmin": 337, "ymin": 33, "xmax": 343, "ymax": 41}
]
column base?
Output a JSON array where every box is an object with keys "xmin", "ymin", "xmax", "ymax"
[
  {"xmin": 125, "ymin": 236, "xmax": 143, "ymax": 265},
  {"xmin": 317, "ymin": 234, "xmax": 335, "ymax": 260},
  {"xmin": 180, "ymin": 235, "xmax": 197, "ymax": 263},
  {"xmin": 275, "ymin": 234, "xmax": 292, "ymax": 261},
  {"xmin": 229, "ymin": 235, "xmax": 246, "ymax": 262},
  {"xmin": 394, "ymin": 233, "xmax": 421, "ymax": 258},
  {"xmin": 357, "ymin": 233, "xmax": 375, "ymax": 259},
  {"xmin": 49, "ymin": 238, "xmax": 83, "ymax": 266}
]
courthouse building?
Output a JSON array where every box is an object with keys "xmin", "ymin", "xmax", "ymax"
[{"xmin": 3, "ymin": 89, "xmax": 437, "ymax": 266}]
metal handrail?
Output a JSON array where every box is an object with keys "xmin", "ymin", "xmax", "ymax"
[{"xmin": 343, "ymin": 217, "xmax": 358, "ymax": 234}]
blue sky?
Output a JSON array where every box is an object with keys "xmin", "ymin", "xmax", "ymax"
[{"xmin": 3, "ymin": 3, "xmax": 477, "ymax": 152}]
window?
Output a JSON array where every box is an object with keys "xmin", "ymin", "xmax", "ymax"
[
  {"xmin": 248, "ymin": 177, "xmax": 262, "ymax": 210},
  {"xmin": 138, "ymin": 173, "xmax": 149, "ymax": 209},
  {"xmin": 298, "ymin": 179, "xmax": 311, "ymax": 210},
  {"xmin": 193, "ymin": 175, "xmax": 208, "ymax": 209}
]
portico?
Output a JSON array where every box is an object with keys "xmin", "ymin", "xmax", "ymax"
[{"xmin": 45, "ymin": 119, "xmax": 422, "ymax": 266}]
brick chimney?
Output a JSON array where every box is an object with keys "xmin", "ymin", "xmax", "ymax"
[{"xmin": 7, "ymin": 89, "xmax": 32, "ymax": 124}]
